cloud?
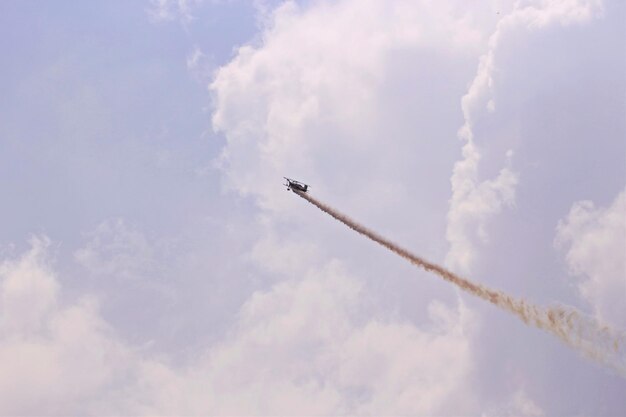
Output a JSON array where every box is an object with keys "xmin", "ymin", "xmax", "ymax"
[
  {"xmin": 147, "ymin": 0, "xmax": 203, "ymax": 23},
  {"xmin": 0, "ymin": 238, "xmax": 476, "ymax": 415},
  {"xmin": 249, "ymin": 226, "xmax": 322, "ymax": 276},
  {"xmin": 210, "ymin": 0, "xmax": 489, "ymax": 209},
  {"xmin": 555, "ymin": 189, "xmax": 626, "ymax": 329},
  {"xmin": 482, "ymin": 388, "xmax": 545, "ymax": 417},
  {"xmin": 0, "ymin": 237, "xmax": 58, "ymax": 335},
  {"xmin": 176, "ymin": 263, "xmax": 476, "ymax": 415},
  {"xmin": 446, "ymin": 144, "xmax": 517, "ymax": 273},
  {"xmin": 186, "ymin": 46, "xmax": 210, "ymax": 78},
  {"xmin": 207, "ymin": 0, "xmax": 577, "ymax": 411},
  {"xmin": 207, "ymin": 3, "xmax": 490, "ymax": 410},
  {"xmin": 74, "ymin": 219, "xmax": 158, "ymax": 281},
  {"xmin": 186, "ymin": 45, "xmax": 224, "ymax": 85},
  {"xmin": 445, "ymin": 0, "xmax": 605, "ymax": 274},
  {"xmin": 0, "ymin": 237, "xmax": 132, "ymax": 415},
  {"xmin": 128, "ymin": 260, "xmax": 477, "ymax": 415}
]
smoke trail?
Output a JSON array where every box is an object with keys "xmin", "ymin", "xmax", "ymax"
[{"xmin": 294, "ymin": 190, "xmax": 626, "ymax": 375}]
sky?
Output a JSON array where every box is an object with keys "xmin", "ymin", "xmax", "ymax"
[{"xmin": 0, "ymin": 0, "xmax": 624, "ymax": 415}]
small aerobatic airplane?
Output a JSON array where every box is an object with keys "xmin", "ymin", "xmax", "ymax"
[{"xmin": 284, "ymin": 177, "xmax": 309, "ymax": 193}]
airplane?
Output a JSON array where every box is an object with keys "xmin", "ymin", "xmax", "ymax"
[{"xmin": 284, "ymin": 177, "xmax": 309, "ymax": 193}]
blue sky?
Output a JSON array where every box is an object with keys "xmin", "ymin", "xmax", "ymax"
[
  {"xmin": 1, "ymin": 1, "xmax": 254, "ymax": 241},
  {"xmin": 1, "ymin": 0, "xmax": 625, "ymax": 415}
]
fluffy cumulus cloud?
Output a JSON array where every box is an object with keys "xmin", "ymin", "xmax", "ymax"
[
  {"xmin": 209, "ymin": 1, "xmax": 493, "ymax": 411},
  {"xmin": 211, "ymin": 0, "xmax": 488, "ymax": 209},
  {"xmin": 0, "ymin": 239, "xmax": 474, "ymax": 415},
  {"xmin": 0, "ymin": 238, "xmax": 132, "ymax": 415},
  {"xmin": 437, "ymin": 0, "xmax": 623, "ymax": 394},
  {"xmin": 147, "ymin": 265, "xmax": 475, "ymax": 415},
  {"xmin": 446, "ymin": 0, "xmax": 605, "ymax": 273},
  {"xmin": 556, "ymin": 189, "xmax": 626, "ymax": 328}
]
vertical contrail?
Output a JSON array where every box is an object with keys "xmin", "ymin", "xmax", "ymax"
[{"xmin": 294, "ymin": 190, "xmax": 625, "ymax": 375}]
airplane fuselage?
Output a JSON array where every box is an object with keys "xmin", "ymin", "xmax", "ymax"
[{"xmin": 284, "ymin": 177, "xmax": 309, "ymax": 193}]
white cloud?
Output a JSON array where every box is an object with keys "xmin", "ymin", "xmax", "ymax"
[
  {"xmin": 555, "ymin": 189, "xmax": 626, "ymax": 328},
  {"xmin": 74, "ymin": 219, "xmax": 157, "ymax": 281},
  {"xmin": 127, "ymin": 260, "xmax": 477, "ymax": 415},
  {"xmin": 186, "ymin": 46, "xmax": 218, "ymax": 83},
  {"xmin": 208, "ymin": 3, "xmax": 490, "ymax": 409},
  {"xmin": 509, "ymin": 389, "xmax": 545, "ymax": 416},
  {"xmin": 445, "ymin": 0, "xmax": 605, "ymax": 274},
  {"xmin": 0, "ymin": 237, "xmax": 58, "ymax": 335},
  {"xmin": 0, "ymin": 237, "xmax": 132, "ymax": 415},
  {"xmin": 210, "ymin": 0, "xmax": 489, "ymax": 209},
  {"xmin": 186, "ymin": 45, "xmax": 204, "ymax": 71},
  {"xmin": 147, "ymin": 0, "xmax": 203, "ymax": 23},
  {"xmin": 249, "ymin": 225, "xmax": 322, "ymax": 276},
  {"xmin": 446, "ymin": 142, "xmax": 517, "ymax": 273},
  {"xmin": 0, "ymin": 238, "xmax": 476, "ymax": 415},
  {"xmin": 482, "ymin": 388, "xmax": 545, "ymax": 417}
]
